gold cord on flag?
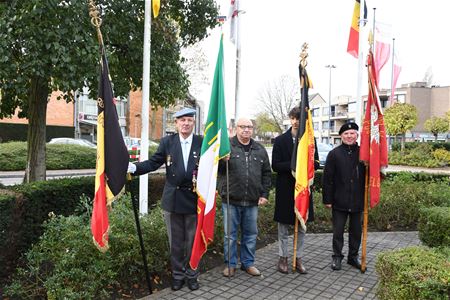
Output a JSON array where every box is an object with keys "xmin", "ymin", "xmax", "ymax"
[{"xmin": 88, "ymin": 0, "xmax": 104, "ymax": 46}]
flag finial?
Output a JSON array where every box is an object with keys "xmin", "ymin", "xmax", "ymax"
[{"xmin": 299, "ymin": 43, "xmax": 309, "ymax": 68}]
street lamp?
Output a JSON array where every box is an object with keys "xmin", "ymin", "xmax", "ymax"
[{"xmin": 325, "ymin": 64, "xmax": 336, "ymax": 143}]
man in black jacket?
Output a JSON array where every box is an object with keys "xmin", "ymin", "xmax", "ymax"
[
  {"xmin": 322, "ymin": 122, "xmax": 366, "ymax": 271},
  {"xmin": 128, "ymin": 108, "xmax": 202, "ymax": 291},
  {"xmin": 272, "ymin": 107, "xmax": 319, "ymax": 274},
  {"xmin": 218, "ymin": 117, "xmax": 272, "ymax": 277}
]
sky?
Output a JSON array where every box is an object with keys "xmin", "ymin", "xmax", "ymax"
[{"xmin": 191, "ymin": 0, "xmax": 450, "ymax": 122}]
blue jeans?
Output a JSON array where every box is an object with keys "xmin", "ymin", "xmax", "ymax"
[{"xmin": 222, "ymin": 203, "xmax": 258, "ymax": 268}]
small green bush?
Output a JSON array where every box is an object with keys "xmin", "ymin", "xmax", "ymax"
[
  {"xmin": 376, "ymin": 246, "xmax": 450, "ymax": 300},
  {"xmin": 4, "ymin": 194, "xmax": 169, "ymax": 299},
  {"xmin": 0, "ymin": 142, "xmax": 159, "ymax": 171},
  {"xmin": 433, "ymin": 148, "xmax": 450, "ymax": 166},
  {"xmin": 419, "ymin": 207, "xmax": 450, "ymax": 248},
  {"xmin": 389, "ymin": 142, "xmax": 450, "ymax": 168},
  {"xmin": 369, "ymin": 177, "xmax": 450, "ymax": 231}
]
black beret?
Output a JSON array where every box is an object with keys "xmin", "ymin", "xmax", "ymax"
[{"xmin": 338, "ymin": 122, "xmax": 359, "ymax": 135}]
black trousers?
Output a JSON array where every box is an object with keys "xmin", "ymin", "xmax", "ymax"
[
  {"xmin": 331, "ymin": 209, "xmax": 362, "ymax": 259},
  {"xmin": 163, "ymin": 210, "xmax": 198, "ymax": 280}
]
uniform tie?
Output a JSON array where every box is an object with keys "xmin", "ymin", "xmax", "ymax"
[{"xmin": 183, "ymin": 140, "xmax": 189, "ymax": 171}]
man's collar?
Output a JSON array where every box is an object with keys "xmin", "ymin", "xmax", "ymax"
[{"xmin": 179, "ymin": 133, "xmax": 193, "ymax": 143}]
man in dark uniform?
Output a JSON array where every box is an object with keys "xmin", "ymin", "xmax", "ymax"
[
  {"xmin": 272, "ymin": 107, "xmax": 318, "ymax": 274},
  {"xmin": 128, "ymin": 107, "xmax": 202, "ymax": 291},
  {"xmin": 322, "ymin": 122, "xmax": 365, "ymax": 271}
]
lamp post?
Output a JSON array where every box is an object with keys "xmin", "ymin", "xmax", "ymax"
[{"xmin": 325, "ymin": 64, "xmax": 336, "ymax": 143}]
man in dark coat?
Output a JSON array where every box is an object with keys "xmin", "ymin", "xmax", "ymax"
[
  {"xmin": 128, "ymin": 108, "xmax": 202, "ymax": 291},
  {"xmin": 272, "ymin": 107, "xmax": 319, "ymax": 274},
  {"xmin": 322, "ymin": 122, "xmax": 366, "ymax": 271}
]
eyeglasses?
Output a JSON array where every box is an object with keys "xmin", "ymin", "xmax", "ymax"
[{"xmin": 238, "ymin": 125, "xmax": 254, "ymax": 130}]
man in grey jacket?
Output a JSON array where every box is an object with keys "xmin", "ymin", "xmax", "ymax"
[{"xmin": 218, "ymin": 117, "xmax": 272, "ymax": 277}]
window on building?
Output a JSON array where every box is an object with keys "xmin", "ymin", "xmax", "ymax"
[
  {"xmin": 330, "ymin": 106, "xmax": 335, "ymax": 117},
  {"xmin": 330, "ymin": 120, "xmax": 335, "ymax": 132},
  {"xmin": 323, "ymin": 107, "xmax": 329, "ymax": 116},
  {"xmin": 313, "ymin": 122, "xmax": 319, "ymax": 130},
  {"xmin": 397, "ymin": 94, "xmax": 406, "ymax": 103},
  {"xmin": 115, "ymin": 98, "xmax": 126, "ymax": 118},
  {"xmin": 380, "ymin": 96, "xmax": 388, "ymax": 108},
  {"xmin": 311, "ymin": 108, "xmax": 319, "ymax": 117},
  {"xmin": 348, "ymin": 102, "xmax": 356, "ymax": 112},
  {"xmin": 322, "ymin": 121, "xmax": 329, "ymax": 130}
]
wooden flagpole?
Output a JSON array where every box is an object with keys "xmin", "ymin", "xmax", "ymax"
[
  {"xmin": 361, "ymin": 165, "xmax": 369, "ymax": 273},
  {"xmin": 292, "ymin": 219, "xmax": 298, "ymax": 271}
]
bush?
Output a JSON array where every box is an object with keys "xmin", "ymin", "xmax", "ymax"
[
  {"xmin": 4, "ymin": 194, "xmax": 169, "ymax": 299},
  {"xmin": 389, "ymin": 142, "xmax": 450, "ymax": 167},
  {"xmin": 433, "ymin": 148, "xmax": 450, "ymax": 166},
  {"xmin": 0, "ymin": 175, "xmax": 166, "ymax": 289},
  {"xmin": 376, "ymin": 246, "xmax": 450, "ymax": 300},
  {"xmin": 0, "ymin": 142, "xmax": 159, "ymax": 171},
  {"xmin": 369, "ymin": 176, "xmax": 450, "ymax": 231},
  {"xmin": 419, "ymin": 207, "xmax": 450, "ymax": 248}
]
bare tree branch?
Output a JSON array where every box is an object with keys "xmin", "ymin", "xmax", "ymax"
[{"xmin": 256, "ymin": 75, "xmax": 299, "ymax": 133}]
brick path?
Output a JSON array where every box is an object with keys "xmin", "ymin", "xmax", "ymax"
[{"xmin": 142, "ymin": 231, "xmax": 420, "ymax": 300}]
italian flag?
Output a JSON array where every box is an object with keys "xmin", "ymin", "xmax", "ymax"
[{"xmin": 189, "ymin": 36, "xmax": 230, "ymax": 270}]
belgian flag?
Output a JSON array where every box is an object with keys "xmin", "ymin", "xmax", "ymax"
[
  {"xmin": 91, "ymin": 52, "xmax": 129, "ymax": 252},
  {"xmin": 291, "ymin": 64, "xmax": 315, "ymax": 231},
  {"xmin": 347, "ymin": 0, "xmax": 368, "ymax": 58}
]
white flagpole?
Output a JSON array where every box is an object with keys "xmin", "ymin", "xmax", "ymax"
[
  {"xmin": 355, "ymin": 0, "xmax": 366, "ymax": 127},
  {"xmin": 234, "ymin": 0, "xmax": 241, "ymax": 122},
  {"xmin": 390, "ymin": 38, "xmax": 396, "ymax": 104},
  {"xmin": 139, "ymin": 0, "xmax": 152, "ymax": 215}
]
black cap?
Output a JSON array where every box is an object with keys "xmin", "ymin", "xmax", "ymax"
[{"xmin": 338, "ymin": 122, "xmax": 359, "ymax": 135}]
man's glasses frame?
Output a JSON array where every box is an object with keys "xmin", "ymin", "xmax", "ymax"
[{"xmin": 237, "ymin": 125, "xmax": 254, "ymax": 130}]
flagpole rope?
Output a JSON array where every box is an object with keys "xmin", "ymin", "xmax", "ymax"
[{"xmin": 88, "ymin": 0, "xmax": 104, "ymax": 47}]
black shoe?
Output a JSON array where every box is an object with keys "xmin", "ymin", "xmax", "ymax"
[
  {"xmin": 171, "ymin": 279, "xmax": 184, "ymax": 291},
  {"xmin": 347, "ymin": 258, "xmax": 362, "ymax": 270},
  {"xmin": 331, "ymin": 257, "xmax": 342, "ymax": 270},
  {"xmin": 187, "ymin": 278, "xmax": 199, "ymax": 291}
]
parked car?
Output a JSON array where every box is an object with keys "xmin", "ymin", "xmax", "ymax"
[
  {"xmin": 48, "ymin": 138, "xmax": 96, "ymax": 148},
  {"xmin": 123, "ymin": 137, "xmax": 158, "ymax": 149},
  {"xmin": 317, "ymin": 142, "xmax": 333, "ymax": 168}
]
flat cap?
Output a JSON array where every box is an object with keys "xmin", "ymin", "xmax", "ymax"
[
  {"xmin": 173, "ymin": 107, "xmax": 196, "ymax": 118},
  {"xmin": 339, "ymin": 122, "xmax": 359, "ymax": 135}
]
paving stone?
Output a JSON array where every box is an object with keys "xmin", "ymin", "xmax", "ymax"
[{"xmin": 141, "ymin": 232, "xmax": 420, "ymax": 299}]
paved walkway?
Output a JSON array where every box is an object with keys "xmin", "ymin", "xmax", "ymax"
[{"xmin": 142, "ymin": 231, "xmax": 420, "ymax": 300}]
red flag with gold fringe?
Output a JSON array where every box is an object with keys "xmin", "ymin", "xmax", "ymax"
[{"xmin": 360, "ymin": 50, "xmax": 388, "ymax": 208}]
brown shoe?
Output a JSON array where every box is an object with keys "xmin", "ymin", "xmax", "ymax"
[
  {"xmin": 222, "ymin": 267, "xmax": 236, "ymax": 277},
  {"xmin": 277, "ymin": 256, "xmax": 288, "ymax": 274},
  {"xmin": 295, "ymin": 258, "xmax": 308, "ymax": 274},
  {"xmin": 241, "ymin": 265, "xmax": 261, "ymax": 276}
]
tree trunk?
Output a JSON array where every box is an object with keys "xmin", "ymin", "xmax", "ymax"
[
  {"xmin": 24, "ymin": 77, "xmax": 49, "ymax": 183},
  {"xmin": 401, "ymin": 134, "xmax": 405, "ymax": 153}
]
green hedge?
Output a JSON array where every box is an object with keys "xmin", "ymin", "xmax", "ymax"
[
  {"xmin": 4, "ymin": 195, "xmax": 169, "ymax": 299},
  {"xmin": 389, "ymin": 142, "xmax": 450, "ymax": 167},
  {"xmin": 376, "ymin": 246, "xmax": 450, "ymax": 300},
  {"xmin": 369, "ymin": 175, "xmax": 450, "ymax": 231},
  {"xmin": 0, "ymin": 174, "xmax": 166, "ymax": 288},
  {"xmin": 0, "ymin": 142, "xmax": 159, "ymax": 171},
  {"xmin": 419, "ymin": 207, "xmax": 450, "ymax": 248},
  {"xmin": 391, "ymin": 141, "xmax": 450, "ymax": 152}
]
